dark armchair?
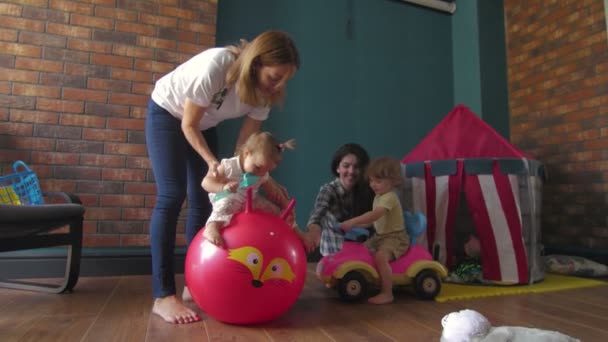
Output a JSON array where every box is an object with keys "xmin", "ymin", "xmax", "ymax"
[{"xmin": 0, "ymin": 192, "xmax": 85, "ymax": 293}]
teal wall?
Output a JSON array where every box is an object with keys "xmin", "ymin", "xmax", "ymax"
[
  {"xmin": 452, "ymin": 0, "xmax": 509, "ymax": 137},
  {"xmin": 452, "ymin": 0, "xmax": 481, "ymax": 114},
  {"xmin": 477, "ymin": 0, "xmax": 509, "ymax": 138},
  {"xmin": 216, "ymin": 0, "xmax": 508, "ymax": 228}
]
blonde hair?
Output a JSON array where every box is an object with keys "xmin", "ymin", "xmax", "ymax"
[
  {"xmin": 239, "ymin": 131, "xmax": 296, "ymax": 165},
  {"xmin": 225, "ymin": 31, "xmax": 300, "ymax": 108},
  {"xmin": 366, "ymin": 157, "xmax": 403, "ymax": 185}
]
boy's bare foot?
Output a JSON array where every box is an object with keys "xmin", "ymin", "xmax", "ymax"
[
  {"xmin": 203, "ymin": 223, "xmax": 224, "ymax": 247},
  {"xmin": 153, "ymin": 295, "xmax": 201, "ymax": 324},
  {"xmin": 368, "ymin": 293, "xmax": 394, "ymax": 305},
  {"xmin": 182, "ymin": 286, "xmax": 192, "ymax": 302}
]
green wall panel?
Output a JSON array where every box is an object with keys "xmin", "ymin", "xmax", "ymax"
[{"xmin": 215, "ymin": 0, "xmax": 507, "ymax": 229}]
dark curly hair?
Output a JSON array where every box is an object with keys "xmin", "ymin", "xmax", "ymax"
[
  {"xmin": 330, "ymin": 143, "xmax": 370, "ymax": 177},
  {"xmin": 329, "ymin": 143, "xmax": 373, "ymax": 216}
]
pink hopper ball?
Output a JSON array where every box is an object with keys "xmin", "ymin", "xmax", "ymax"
[{"xmin": 185, "ymin": 189, "xmax": 306, "ymax": 324}]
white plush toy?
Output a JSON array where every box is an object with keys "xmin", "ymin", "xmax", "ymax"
[{"xmin": 440, "ymin": 309, "xmax": 580, "ymax": 342}]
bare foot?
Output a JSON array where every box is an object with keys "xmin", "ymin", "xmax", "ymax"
[
  {"xmin": 203, "ymin": 223, "xmax": 224, "ymax": 247},
  {"xmin": 182, "ymin": 286, "xmax": 192, "ymax": 302},
  {"xmin": 368, "ymin": 293, "xmax": 394, "ymax": 305},
  {"xmin": 153, "ymin": 295, "xmax": 201, "ymax": 324}
]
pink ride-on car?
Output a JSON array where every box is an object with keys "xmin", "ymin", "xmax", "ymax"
[{"xmin": 316, "ymin": 212, "xmax": 448, "ymax": 301}]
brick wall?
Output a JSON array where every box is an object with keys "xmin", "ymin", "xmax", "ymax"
[
  {"xmin": 504, "ymin": 0, "xmax": 608, "ymax": 249},
  {"xmin": 0, "ymin": 0, "xmax": 217, "ymax": 247}
]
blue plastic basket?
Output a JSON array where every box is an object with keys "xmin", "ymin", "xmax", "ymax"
[{"xmin": 0, "ymin": 160, "xmax": 44, "ymax": 205}]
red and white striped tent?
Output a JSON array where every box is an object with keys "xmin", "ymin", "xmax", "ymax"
[{"xmin": 401, "ymin": 105, "xmax": 544, "ymax": 284}]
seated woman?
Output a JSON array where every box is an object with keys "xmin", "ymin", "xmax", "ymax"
[{"xmin": 302, "ymin": 143, "xmax": 374, "ymax": 256}]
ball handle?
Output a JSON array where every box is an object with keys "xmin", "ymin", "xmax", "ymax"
[{"xmin": 280, "ymin": 199, "xmax": 296, "ymax": 221}]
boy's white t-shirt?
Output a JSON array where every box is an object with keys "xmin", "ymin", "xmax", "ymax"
[{"xmin": 151, "ymin": 47, "xmax": 270, "ymax": 131}]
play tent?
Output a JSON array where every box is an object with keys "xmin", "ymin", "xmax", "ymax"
[{"xmin": 400, "ymin": 105, "xmax": 544, "ymax": 284}]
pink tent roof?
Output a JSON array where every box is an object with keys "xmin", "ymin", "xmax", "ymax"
[{"xmin": 402, "ymin": 104, "xmax": 530, "ymax": 163}]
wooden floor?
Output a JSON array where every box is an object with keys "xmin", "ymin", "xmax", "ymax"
[{"xmin": 1, "ymin": 264, "xmax": 608, "ymax": 341}]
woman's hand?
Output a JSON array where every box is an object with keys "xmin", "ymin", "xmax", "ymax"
[
  {"xmin": 299, "ymin": 234, "xmax": 316, "ymax": 254},
  {"xmin": 298, "ymin": 225, "xmax": 321, "ymax": 254},
  {"xmin": 208, "ymin": 160, "xmax": 220, "ymax": 177},
  {"xmin": 202, "ymin": 162, "xmax": 227, "ymax": 193},
  {"xmin": 303, "ymin": 224, "xmax": 322, "ymax": 253},
  {"xmin": 223, "ymin": 181, "xmax": 239, "ymax": 193}
]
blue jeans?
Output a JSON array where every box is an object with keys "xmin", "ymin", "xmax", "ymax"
[{"xmin": 145, "ymin": 99, "xmax": 218, "ymax": 298}]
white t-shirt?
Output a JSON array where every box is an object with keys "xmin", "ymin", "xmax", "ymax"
[{"xmin": 151, "ymin": 47, "xmax": 270, "ymax": 131}]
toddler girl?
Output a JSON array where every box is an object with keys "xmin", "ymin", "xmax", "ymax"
[{"xmin": 201, "ymin": 131, "xmax": 295, "ymax": 247}]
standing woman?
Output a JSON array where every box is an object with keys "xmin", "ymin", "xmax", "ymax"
[{"xmin": 145, "ymin": 31, "xmax": 300, "ymax": 324}]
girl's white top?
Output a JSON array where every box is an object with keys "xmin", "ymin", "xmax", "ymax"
[{"xmin": 209, "ymin": 156, "xmax": 269, "ymax": 202}]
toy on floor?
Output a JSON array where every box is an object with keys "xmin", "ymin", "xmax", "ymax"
[
  {"xmin": 445, "ymin": 261, "xmax": 483, "ymax": 284},
  {"xmin": 445, "ymin": 234, "xmax": 485, "ymax": 284},
  {"xmin": 545, "ymin": 254, "xmax": 608, "ymax": 277},
  {"xmin": 185, "ymin": 188, "xmax": 306, "ymax": 324},
  {"xmin": 440, "ymin": 309, "xmax": 580, "ymax": 342},
  {"xmin": 317, "ymin": 211, "xmax": 447, "ymax": 301}
]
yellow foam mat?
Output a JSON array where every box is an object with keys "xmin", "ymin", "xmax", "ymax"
[{"xmin": 436, "ymin": 274, "xmax": 607, "ymax": 302}]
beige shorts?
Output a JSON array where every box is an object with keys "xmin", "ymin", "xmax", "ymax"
[{"xmin": 365, "ymin": 230, "xmax": 410, "ymax": 261}]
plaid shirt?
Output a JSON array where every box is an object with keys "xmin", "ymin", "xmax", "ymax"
[{"xmin": 307, "ymin": 179, "xmax": 355, "ymax": 256}]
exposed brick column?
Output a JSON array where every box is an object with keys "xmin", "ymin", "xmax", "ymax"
[
  {"xmin": 0, "ymin": 0, "xmax": 217, "ymax": 248},
  {"xmin": 504, "ymin": 0, "xmax": 608, "ymax": 249}
]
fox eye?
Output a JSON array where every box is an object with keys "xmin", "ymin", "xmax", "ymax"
[{"xmin": 246, "ymin": 252, "xmax": 260, "ymax": 266}]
